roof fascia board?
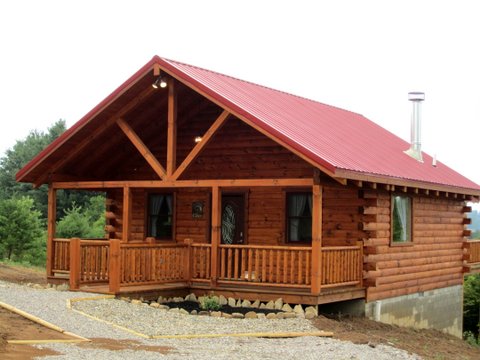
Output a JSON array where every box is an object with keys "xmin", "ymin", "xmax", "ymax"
[{"xmin": 335, "ymin": 168, "xmax": 480, "ymax": 197}]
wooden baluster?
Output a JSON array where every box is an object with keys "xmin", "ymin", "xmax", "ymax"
[
  {"xmin": 247, "ymin": 249, "xmax": 253, "ymax": 281},
  {"xmin": 290, "ymin": 250, "xmax": 295, "ymax": 285},
  {"xmin": 283, "ymin": 250, "xmax": 288, "ymax": 284},
  {"xmin": 306, "ymin": 251, "xmax": 311, "ymax": 285},
  {"xmin": 184, "ymin": 239, "xmax": 193, "ymax": 283},
  {"xmin": 239, "ymin": 248, "xmax": 245, "ymax": 280},
  {"xmin": 276, "ymin": 250, "xmax": 281, "ymax": 284},
  {"xmin": 228, "ymin": 248, "xmax": 233, "ymax": 279},
  {"xmin": 206, "ymin": 246, "xmax": 211, "ymax": 279},
  {"xmin": 221, "ymin": 247, "xmax": 227, "ymax": 279},
  {"xmin": 262, "ymin": 250, "xmax": 267, "ymax": 283},
  {"xmin": 234, "ymin": 248, "xmax": 239, "ymax": 280},
  {"xmin": 298, "ymin": 250, "xmax": 303, "ymax": 285},
  {"xmin": 268, "ymin": 250, "xmax": 274, "ymax": 283},
  {"xmin": 254, "ymin": 249, "xmax": 260, "ymax": 282}
]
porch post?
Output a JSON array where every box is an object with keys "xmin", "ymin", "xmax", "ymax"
[
  {"xmin": 311, "ymin": 173, "xmax": 322, "ymax": 295},
  {"xmin": 122, "ymin": 186, "xmax": 132, "ymax": 242},
  {"xmin": 109, "ymin": 239, "xmax": 121, "ymax": 293},
  {"xmin": 166, "ymin": 78, "xmax": 177, "ymax": 177},
  {"xmin": 211, "ymin": 186, "xmax": 221, "ymax": 287},
  {"xmin": 69, "ymin": 238, "xmax": 81, "ymax": 290},
  {"xmin": 46, "ymin": 185, "xmax": 56, "ymax": 277}
]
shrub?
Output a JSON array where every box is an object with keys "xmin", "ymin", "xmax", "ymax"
[{"xmin": 200, "ymin": 295, "xmax": 222, "ymax": 311}]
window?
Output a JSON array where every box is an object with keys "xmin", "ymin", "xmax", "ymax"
[
  {"xmin": 147, "ymin": 193, "xmax": 173, "ymax": 239},
  {"xmin": 286, "ymin": 192, "xmax": 312, "ymax": 243},
  {"xmin": 391, "ymin": 195, "xmax": 412, "ymax": 243}
]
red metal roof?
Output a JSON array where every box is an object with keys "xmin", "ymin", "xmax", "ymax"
[{"xmin": 16, "ymin": 55, "xmax": 480, "ymax": 194}]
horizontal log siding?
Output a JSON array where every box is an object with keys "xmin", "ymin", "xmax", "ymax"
[
  {"xmin": 175, "ymin": 188, "xmax": 210, "ymax": 243},
  {"xmin": 322, "ymin": 184, "xmax": 364, "ymax": 246},
  {"xmin": 363, "ymin": 190, "xmax": 466, "ymax": 301},
  {"xmin": 247, "ymin": 187, "xmax": 284, "ymax": 245}
]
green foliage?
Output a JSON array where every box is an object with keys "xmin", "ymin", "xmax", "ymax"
[
  {"xmin": 55, "ymin": 195, "xmax": 105, "ymax": 239},
  {"xmin": 200, "ymin": 295, "xmax": 222, "ymax": 311},
  {"xmin": 464, "ymin": 331, "xmax": 480, "ymax": 347},
  {"xmin": 464, "ymin": 274, "xmax": 480, "ymax": 340},
  {"xmin": 0, "ymin": 120, "xmax": 66, "ymax": 218},
  {"xmin": 0, "ymin": 197, "xmax": 44, "ymax": 262}
]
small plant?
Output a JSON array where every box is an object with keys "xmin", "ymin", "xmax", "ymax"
[
  {"xmin": 200, "ymin": 294, "xmax": 222, "ymax": 311},
  {"xmin": 463, "ymin": 331, "xmax": 480, "ymax": 347}
]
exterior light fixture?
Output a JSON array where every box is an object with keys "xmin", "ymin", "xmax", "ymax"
[
  {"xmin": 152, "ymin": 76, "xmax": 168, "ymax": 89},
  {"xmin": 194, "ymin": 136, "xmax": 202, "ymax": 143}
]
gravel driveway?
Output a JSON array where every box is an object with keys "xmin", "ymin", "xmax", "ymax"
[{"xmin": 0, "ymin": 280, "xmax": 420, "ymax": 359}]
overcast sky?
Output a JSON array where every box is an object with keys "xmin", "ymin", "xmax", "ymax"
[{"xmin": 1, "ymin": 1, "xmax": 480, "ymax": 187}]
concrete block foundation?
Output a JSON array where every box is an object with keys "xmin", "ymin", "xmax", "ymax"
[{"xmin": 365, "ymin": 285, "xmax": 463, "ymax": 338}]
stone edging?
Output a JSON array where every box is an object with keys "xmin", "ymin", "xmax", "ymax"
[{"xmin": 121, "ymin": 293, "xmax": 319, "ymax": 320}]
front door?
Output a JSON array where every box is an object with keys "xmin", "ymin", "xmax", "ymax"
[{"xmin": 221, "ymin": 194, "xmax": 245, "ymax": 244}]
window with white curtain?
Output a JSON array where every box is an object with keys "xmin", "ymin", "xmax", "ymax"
[
  {"xmin": 147, "ymin": 193, "xmax": 173, "ymax": 239},
  {"xmin": 391, "ymin": 195, "xmax": 412, "ymax": 243},
  {"xmin": 286, "ymin": 192, "xmax": 312, "ymax": 243}
]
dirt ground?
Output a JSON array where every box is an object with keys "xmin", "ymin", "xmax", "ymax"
[{"xmin": 1, "ymin": 262, "xmax": 480, "ymax": 360}]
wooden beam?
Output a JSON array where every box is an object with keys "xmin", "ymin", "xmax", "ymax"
[
  {"xmin": 52, "ymin": 178, "xmax": 314, "ymax": 189},
  {"xmin": 172, "ymin": 110, "xmax": 230, "ymax": 180},
  {"xmin": 166, "ymin": 79, "xmax": 177, "ymax": 176},
  {"xmin": 46, "ymin": 186, "xmax": 56, "ymax": 277},
  {"xmin": 311, "ymin": 181, "xmax": 322, "ymax": 295},
  {"xmin": 122, "ymin": 187, "xmax": 132, "ymax": 242},
  {"xmin": 116, "ymin": 118, "xmax": 167, "ymax": 180},
  {"xmin": 211, "ymin": 186, "xmax": 221, "ymax": 287},
  {"xmin": 33, "ymin": 86, "xmax": 157, "ymax": 186}
]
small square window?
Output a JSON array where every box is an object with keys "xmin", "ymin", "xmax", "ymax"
[
  {"xmin": 391, "ymin": 195, "xmax": 412, "ymax": 243},
  {"xmin": 147, "ymin": 193, "xmax": 173, "ymax": 239}
]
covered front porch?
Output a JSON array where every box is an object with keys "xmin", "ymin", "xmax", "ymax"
[{"xmin": 47, "ymin": 179, "xmax": 365, "ymax": 305}]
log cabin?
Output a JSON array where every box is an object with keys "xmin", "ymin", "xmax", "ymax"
[{"xmin": 16, "ymin": 56, "xmax": 480, "ymax": 337}]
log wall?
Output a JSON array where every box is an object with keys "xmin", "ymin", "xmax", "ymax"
[
  {"xmin": 106, "ymin": 182, "xmax": 366, "ymax": 248},
  {"xmin": 362, "ymin": 189, "xmax": 467, "ymax": 301}
]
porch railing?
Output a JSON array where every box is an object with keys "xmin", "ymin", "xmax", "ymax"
[
  {"xmin": 191, "ymin": 243, "xmax": 211, "ymax": 281},
  {"xmin": 119, "ymin": 243, "xmax": 188, "ymax": 286},
  {"xmin": 67, "ymin": 239, "xmax": 363, "ymax": 293},
  {"xmin": 68, "ymin": 238, "xmax": 110, "ymax": 289},
  {"xmin": 466, "ymin": 240, "xmax": 480, "ymax": 264},
  {"xmin": 52, "ymin": 238, "xmax": 70, "ymax": 274},
  {"xmin": 321, "ymin": 243, "xmax": 363, "ymax": 288},
  {"xmin": 217, "ymin": 245, "xmax": 312, "ymax": 288}
]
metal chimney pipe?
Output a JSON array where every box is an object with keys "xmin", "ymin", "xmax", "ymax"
[{"xmin": 404, "ymin": 92, "xmax": 425, "ymax": 162}]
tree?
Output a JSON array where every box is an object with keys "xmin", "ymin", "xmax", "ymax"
[
  {"xmin": 0, "ymin": 197, "xmax": 44, "ymax": 261},
  {"xmin": 0, "ymin": 120, "xmax": 95, "ymax": 222},
  {"xmin": 55, "ymin": 196, "xmax": 105, "ymax": 239},
  {"xmin": 0, "ymin": 120, "xmax": 66, "ymax": 218}
]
